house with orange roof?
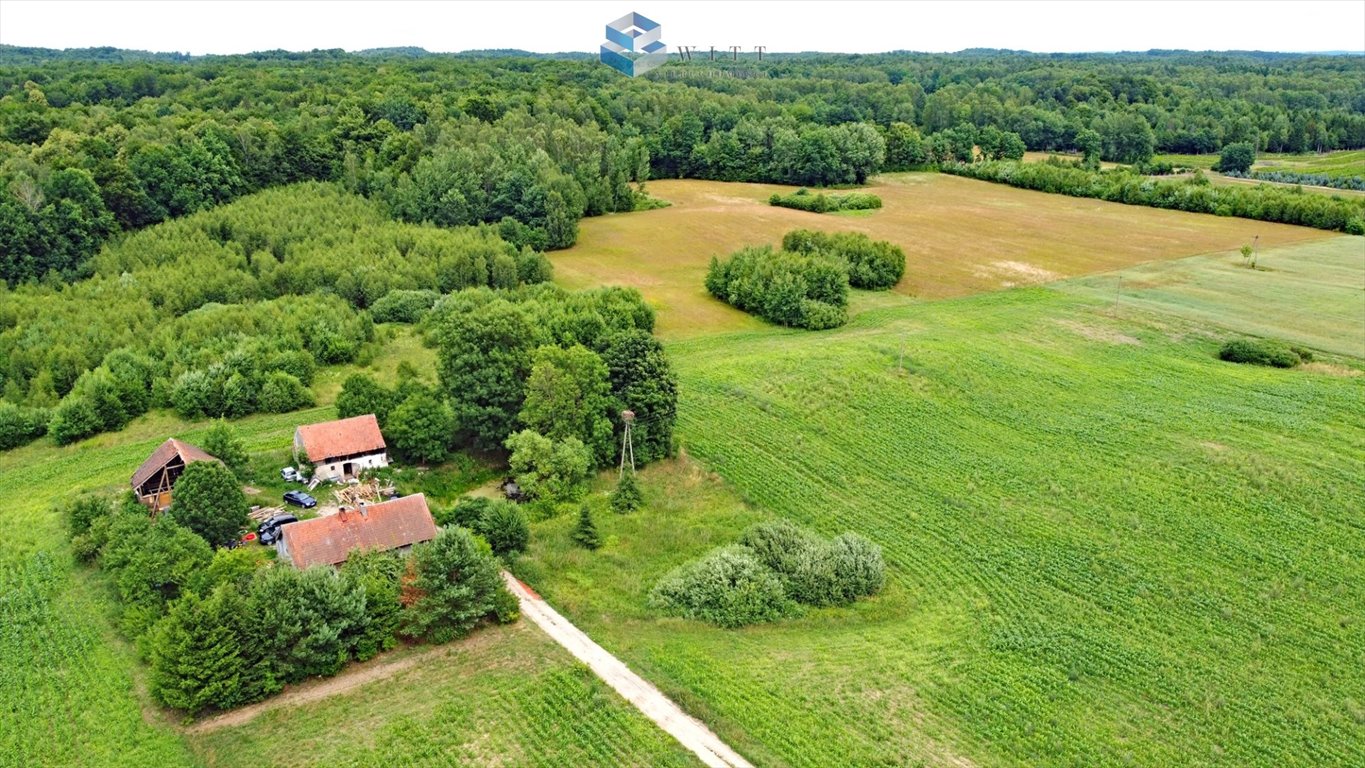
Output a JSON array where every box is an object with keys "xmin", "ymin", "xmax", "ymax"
[
  {"xmin": 276, "ymin": 493, "xmax": 437, "ymax": 569},
  {"xmin": 293, "ymin": 413, "xmax": 389, "ymax": 482}
]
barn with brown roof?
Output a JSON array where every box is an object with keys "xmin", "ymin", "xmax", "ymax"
[
  {"xmin": 293, "ymin": 413, "xmax": 389, "ymax": 482},
  {"xmin": 276, "ymin": 493, "xmax": 437, "ymax": 568},
  {"xmin": 131, "ymin": 438, "xmax": 221, "ymax": 512}
]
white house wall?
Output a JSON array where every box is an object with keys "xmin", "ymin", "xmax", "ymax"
[{"xmin": 312, "ymin": 451, "xmax": 389, "ymax": 481}]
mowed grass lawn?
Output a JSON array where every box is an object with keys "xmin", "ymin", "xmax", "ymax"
[
  {"xmin": 1061, "ymin": 236, "xmax": 1365, "ymax": 358},
  {"xmin": 557, "ymin": 174, "xmax": 1331, "ymax": 337},
  {"xmin": 0, "ymin": 336, "xmax": 698, "ymax": 768},
  {"xmin": 519, "ymin": 250, "xmax": 1365, "ymax": 765}
]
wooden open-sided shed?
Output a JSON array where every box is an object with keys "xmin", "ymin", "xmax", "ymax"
[{"xmin": 130, "ymin": 438, "xmax": 220, "ymax": 512}]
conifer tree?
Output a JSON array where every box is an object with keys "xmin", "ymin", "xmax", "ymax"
[{"xmin": 572, "ymin": 504, "xmax": 601, "ymax": 550}]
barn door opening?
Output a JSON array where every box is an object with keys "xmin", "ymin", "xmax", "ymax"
[{"xmin": 343, "ymin": 461, "xmax": 354, "ymax": 479}]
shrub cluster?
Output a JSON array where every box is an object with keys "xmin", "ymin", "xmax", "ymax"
[
  {"xmin": 781, "ymin": 229, "xmax": 906, "ymax": 290},
  {"xmin": 769, "ymin": 189, "xmax": 883, "ymax": 213},
  {"xmin": 648, "ymin": 546, "xmax": 791, "ymax": 628},
  {"xmin": 1218, "ymin": 338, "xmax": 1313, "ymax": 368},
  {"xmin": 741, "ymin": 520, "xmax": 885, "ymax": 607},
  {"xmin": 705, "ymin": 245, "xmax": 849, "ymax": 330},
  {"xmin": 649, "ymin": 520, "xmax": 885, "ymax": 628},
  {"xmin": 67, "ymin": 493, "xmax": 513, "ymax": 714},
  {"xmin": 369, "ymin": 289, "xmax": 440, "ymax": 324},
  {"xmin": 941, "ymin": 160, "xmax": 1365, "ymax": 235},
  {"xmin": 438, "ymin": 496, "xmax": 531, "ymax": 559}
]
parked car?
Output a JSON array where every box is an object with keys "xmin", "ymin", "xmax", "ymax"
[
  {"xmin": 280, "ymin": 466, "xmax": 303, "ymax": 483},
  {"xmin": 283, "ymin": 490, "xmax": 317, "ymax": 509},
  {"xmin": 258, "ymin": 513, "xmax": 298, "ymax": 545}
]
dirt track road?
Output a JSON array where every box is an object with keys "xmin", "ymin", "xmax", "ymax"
[{"xmin": 502, "ymin": 572, "xmax": 753, "ymax": 768}]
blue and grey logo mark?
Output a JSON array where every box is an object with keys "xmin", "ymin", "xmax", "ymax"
[{"xmin": 600, "ymin": 12, "xmax": 667, "ymax": 77}]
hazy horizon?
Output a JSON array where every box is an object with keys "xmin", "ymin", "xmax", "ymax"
[{"xmin": 1, "ymin": 1, "xmax": 1361, "ymax": 57}]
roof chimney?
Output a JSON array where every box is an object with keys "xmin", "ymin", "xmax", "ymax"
[
  {"xmin": 338, "ymin": 506, "xmax": 347, "ymax": 522},
  {"xmin": 359, "ymin": 500, "xmax": 368, "ymax": 517}
]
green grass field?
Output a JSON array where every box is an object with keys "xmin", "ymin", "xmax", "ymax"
[
  {"xmin": 516, "ymin": 237, "xmax": 1365, "ymax": 766},
  {"xmin": 1061, "ymin": 237, "xmax": 1365, "ymax": 358},
  {"xmin": 186, "ymin": 622, "xmax": 700, "ymax": 767}
]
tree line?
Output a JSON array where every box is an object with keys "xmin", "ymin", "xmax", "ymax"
[
  {"xmin": 4, "ymin": 48, "xmax": 1363, "ymax": 285},
  {"xmin": 942, "ymin": 158, "xmax": 1365, "ymax": 234}
]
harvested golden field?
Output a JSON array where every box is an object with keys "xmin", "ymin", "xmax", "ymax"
[{"xmin": 554, "ymin": 174, "xmax": 1333, "ymax": 337}]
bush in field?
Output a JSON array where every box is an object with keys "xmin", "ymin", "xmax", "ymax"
[
  {"xmin": 386, "ymin": 391, "xmax": 455, "ymax": 463},
  {"xmin": 505, "ymin": 429, "xmax": 593, "ymax": 501},
  {"xmin": 572, "ymin": 504, "xmax": 601, "ymax": 550},
  {"xmin": 740, "ymin": 520, "xmax": 836, "ymax": 605},
  {"xmin": 48, "ymin": 396, "xmax": 102, "ymax": 445},
  {"xmin": 340, "ymin": 549, "xmax": 405, "ymax": 660},
  {"xmin": 1218, "ymin": 338, "xmax": 1306, "ymax": 368},
  {"xmin": 769, "ymin": 189, "xmax": 883, "ymax": 213},
  {"xmin": 781, "ymin": 230, "xmax": 906, "ymax": 290},
  {"xmin": 400, "ymin": 527, "xmax": 509, "ymax": 644},
  {"xmin": 705, "ymin": 245, "xmax": 849, "ymax": 330},
  {"xmin": 480, "ymin": 502, "xmax": 530, "ymax": 558},
  {"xmin": 201, "ymin": 420, "xmax": 250, "ymax": 479},
  {"xmin": 169, "ymin": 461, "xmax": 249, "ymax": 548},
  {"xmin": 739, "ymin": 520, "xmax": 887, "ymax": 608},
  {"xmin": 0, "ymin": 401, "xmax": 49, "ymax": 449},
  {"xmin": 648, "ymin": 545, "xmax": 791, "ymax": 628},
  {"xmin": 62, "ymin": 494, "xmax": 112, "ymax": 538},
  {"xmin": 147, "ymin": 586, "xmax": 252, "ymax": 713},
  {"xmin": 370, "ymin": 289, "xmax": 440, "ymax": 324},
  {"xmin": 244, "ymin": 565, "xmax": 369, "ymax": 686},
  {"xmin": 257, "ymin": 371, "xmax": 314, "ymax": 413},
  {"xmin": 611, "ymin": 472, "xmax": 643, "ymax": 514},
  {"xmin": 1214, "ymin": 142, "xmax": 1256, "ymax": 174},
  {"xmin": 336, "ymin": 373, "xmax": 400, "ymax": 427},
  {"xmin": 826, "ymin": 533, "xmax": 886, "ymax": 602},
  {"xmin": 98, "ymin": 512, "xmax": 213, "ymax": 638}
]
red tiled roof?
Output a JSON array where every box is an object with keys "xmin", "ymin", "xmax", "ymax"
[
  {"xmin": 130, "ymin": 438, "xmax": 219, "ymax": 489},
  {"xmin": 279, "ymin": 493, "xmax": 437, "ymax": 568},
  {"xmin": 295, "ymin": 414, "xmax": 386, "ymax": 463}
]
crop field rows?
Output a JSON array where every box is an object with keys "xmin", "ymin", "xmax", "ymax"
[
  {"xmin": 187, "ymin": 623, "xmax": 700, "ymax": 767},
  {"xmin": 518, "ymin": 280, "xmax": 1365, "ymax": 767}
]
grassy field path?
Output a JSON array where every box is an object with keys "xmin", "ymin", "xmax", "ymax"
[{"xmin": 502, "ymin": 572, "xmax": 754, "ymax": 768}]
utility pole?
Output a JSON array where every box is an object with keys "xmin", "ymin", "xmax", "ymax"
[
  {"xmin": 1252, "ymin": 235, "xmax": 1259, "ymax": 269},
  {"xmin": 618, "ymin": 410, "xmax": 636, "ymax": 478},
  {"xmin": 1113, "ymin": 275, "xmax": 1122, "ymax": 317}
]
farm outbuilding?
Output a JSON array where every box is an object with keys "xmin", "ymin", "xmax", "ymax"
[
  {"xmin": 130, "ymin": 438, "xmax": 221, "ymax": 512},
  {"xmin": 293, "ymin": 413, "xmax": 389, "ymax": 482},
  {"xmin": 275, "ymin": 493, "xmax": 437, "ymax": 569}
]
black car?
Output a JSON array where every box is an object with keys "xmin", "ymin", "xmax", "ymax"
[
  {"xmin": 283, "ymin": 490, "xmax": 317, "ymax": 509},
  {"xmin": 257, "ymin": 513, "xmax": 298, "ymax": 545}
]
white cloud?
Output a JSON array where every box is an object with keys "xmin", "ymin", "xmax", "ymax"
[{"xmin": 0, "ymin": 0, "xmax": 1361, "ymax": 55}]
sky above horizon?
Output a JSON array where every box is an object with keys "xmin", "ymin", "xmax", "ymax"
[{"xmin": 1, "ymin": 1, "xmax": 1362, "ymax": 56}]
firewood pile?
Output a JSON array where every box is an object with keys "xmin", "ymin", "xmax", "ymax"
[
  {"xmin": 249, "ymin": 506, "xmax": 284, "ymax": 524},
  {"xmin": 331, "ymin": 477, "xmax": 397, "ymax": 508}
]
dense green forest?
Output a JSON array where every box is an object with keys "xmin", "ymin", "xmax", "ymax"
[
  {"xmin": 2, "ymin": 46, "xmax": 1363, "ymax": 284},
  {"xmin": 1, "ymin": 46, "xmax": 1362, "ymax": 450}
]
